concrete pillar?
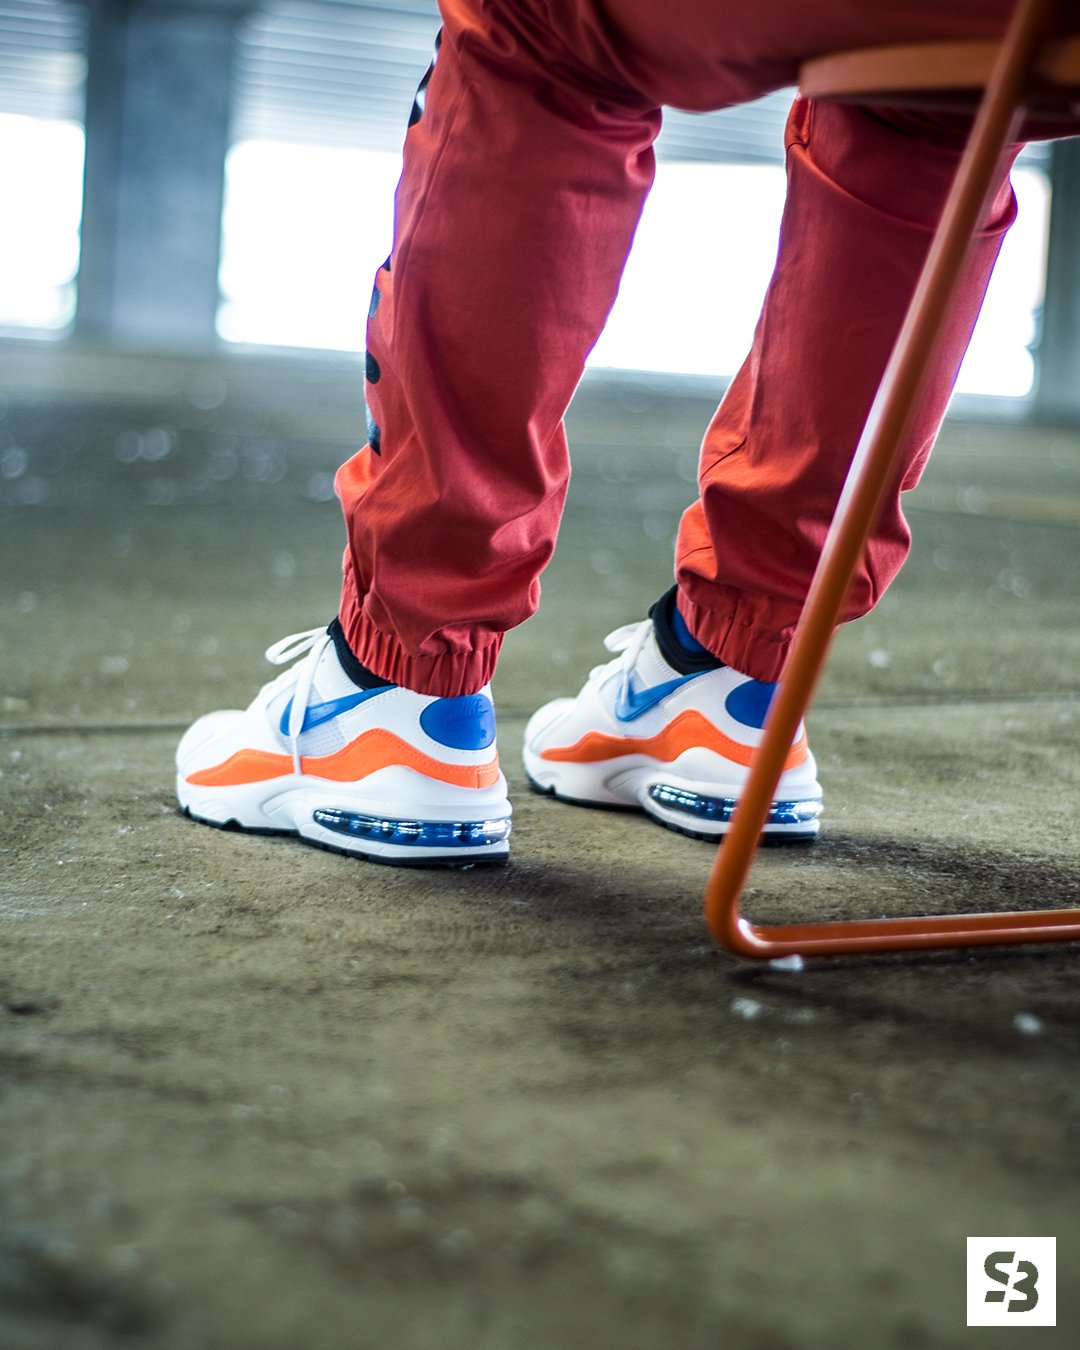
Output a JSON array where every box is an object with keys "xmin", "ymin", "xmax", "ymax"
[
  {"xmin": 1032, "ymin": 138, "xmax": 1080, "ymax": 424},
  {"xmin": 77, "ymin": 0, "xmax": 244, "ymax": 349}
]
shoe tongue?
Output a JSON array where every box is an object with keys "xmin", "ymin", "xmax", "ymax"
[
  {"xmin": 271, "ymin": 637, "xmax": 369, "ymax": 737},
  {"xmin": 633, "ymin": 628, "xmax": 682, "ymax": 686},
  {"xmin": 310, "ymin": 637, "xmax": 364, "ymax": 702}
]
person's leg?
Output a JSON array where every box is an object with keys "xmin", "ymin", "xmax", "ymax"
[
  {"xmin": 674, "ymin": 99, "xmax": 1020, "ymax": 680},
  {"xmin": 177, "ymin": 0, "xmax": 663, "ymax": 862},
  {"xmin": 524, "ymin": 5, "xmax": 1024, "ymax": 839},
  {"xmin": 336, "ymin": 1, "xmax": 662, "ymax": 698},
  {"xmin": 596, "ymin": 0, "xmax": 1028, "ymax": 110},
  {"xmin": 544, "ymin": 0, "xmax": 1035, "ymax": 680},
  {"xmin": 180, "ymin": 0, "xmax": 1035, "ymax": 856}
]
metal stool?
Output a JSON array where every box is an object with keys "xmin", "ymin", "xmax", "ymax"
[{"xmin": 706, "ymin": 0, "xmax": 1080, "ymax": 958}]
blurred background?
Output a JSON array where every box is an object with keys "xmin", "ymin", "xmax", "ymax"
[
  {"xmin": 1, "ymin": 0, "xmax": 1079, "ymax": 407},
  {"xmin": 2, "ymin": 0, "xmax": 1079, "ymax": 731}
]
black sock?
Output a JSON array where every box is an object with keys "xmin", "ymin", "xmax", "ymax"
[
  {"xmin": 648, "ymin": 585, "xmax": 724, "ymax": 676},
  {"xmin": 328, "ymin": 618, "xmax": 394, "ymax": 689}
]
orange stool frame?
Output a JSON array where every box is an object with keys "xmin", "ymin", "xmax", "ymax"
[{"xmin": 706, "ymin": 0, "xmax": 1080, "ymax": 959}]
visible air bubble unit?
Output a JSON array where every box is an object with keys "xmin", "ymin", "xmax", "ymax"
[
  {"xmin": 313, "ymin": 807, "xmax": 510, "ymax": 849},
  {"xmin": 648, "ymin": 784, "xmax": 822, "ymax": 829}
]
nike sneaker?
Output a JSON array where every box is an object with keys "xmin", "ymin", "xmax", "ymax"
[
  {"xmin": 177, "ymin": 622, "xmax": 512, "ymax": 865},
  {"xmin": 522, "ymin": 592, "xmax": 822, "ymax": 841}
]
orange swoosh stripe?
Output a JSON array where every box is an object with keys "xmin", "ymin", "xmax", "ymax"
[
  {"xmin": 186, "ymin": 728, "xmax": 501, "ymax": 790},
  {"xmin": 540, "ymin": 708, "xmax": 807, "ymax": 771}
]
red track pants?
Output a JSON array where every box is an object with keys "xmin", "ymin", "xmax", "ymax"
[{"xmin": 337, "ymin": 0, "xmax": 1029, "ymax": 695}]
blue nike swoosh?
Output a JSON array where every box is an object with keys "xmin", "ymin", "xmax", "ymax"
[
  {"xmin": 614, "ymin": 672, "xmax": 701, "ymax": 722},
  {"xmin": 280, "ymin": 686, "xmax": 390, "ymax": 737}
]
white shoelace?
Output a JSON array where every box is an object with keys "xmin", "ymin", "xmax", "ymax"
[
  {"xmin": 266, "ymin": 617, "xmax": 653, "ymax": 777},
  {"xmin": 263, "ymin": 626, "xmax": 333, "ymax": 775},
  {"xmin": 592, "ymin": 619, "xmax": 653, "ymax": 698}
]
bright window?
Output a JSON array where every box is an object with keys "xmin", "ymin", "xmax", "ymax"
[
  {"xmin": 589, "ymin": 162, "xmax": 786, "ymax": 377},
  {"xmin": 955, "ymin": 165, "xmax": 1049, "ymax": 397},
  {"xmin": 217, "ymin": 143, "xmax": 1049, "ymax": 398},
  {"xmin": 0, "ymin": 113, "xmax": 84, "ymax": 332},
  {"xmin": 217, "ymin": 140, "xmax": 400, "ymax": 351}
]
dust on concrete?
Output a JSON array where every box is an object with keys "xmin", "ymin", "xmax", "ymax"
[
  {"xmin": 2, "ymin": 385, "xmax": 1079, "ymax": 1348},
  {"xmin": 4, "ymin": 714, "xmax": 1080, "ymax": 1350}
]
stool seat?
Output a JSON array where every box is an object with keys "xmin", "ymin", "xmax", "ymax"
[{"xmin": 801, "ymin": 35, "xmax": 1080, "ymax": 115}]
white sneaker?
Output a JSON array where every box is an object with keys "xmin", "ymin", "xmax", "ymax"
[
  {"xmin": 177, "ymin": 625, "xmax": 512, "ymax": 865},
  {"xmin": 522, "ymin": 618, "xmax": 822, "ymax": 841}
]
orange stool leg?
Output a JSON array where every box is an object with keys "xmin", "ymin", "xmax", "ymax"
[{"xmin": 705, "ymin": 0, "xmax": 1080, "ymax": 959}]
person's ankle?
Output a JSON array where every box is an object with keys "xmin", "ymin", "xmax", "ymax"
[
  {"xmin": 328, "ymin": 617, "xmax": 393, "ymax": 689},
  {"xmin": 648, "ymin": 586, "xmax": 724, "ymax": 675}
]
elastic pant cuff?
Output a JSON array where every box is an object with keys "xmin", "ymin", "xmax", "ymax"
[
  {"xmin": 337, "ymin": 605, "xmax": 502, "ymax": 698},
  {"xmin": 675, "ymin": 586, "xmax": 799, "ymax": 684}
]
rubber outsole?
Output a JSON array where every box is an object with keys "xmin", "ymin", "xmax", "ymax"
[
  {"xmin": 524, "ymin": 772, "xmax": 819, "ymax": 847},
  {"xmin": 179, "ymin": 806, "xmax": 509, "ymax": 869}
]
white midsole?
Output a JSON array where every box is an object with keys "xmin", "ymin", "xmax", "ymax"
[
  {"xmin": 177, "ymin": 771, "xmax": 512, "ymax": 856},
  {"xmin": 523, "ymin": 748, "xmax": 822, "ymax": 837},
  {"xmin": 524, "ymin": 747, "xmax": 820, "ymax": 803}
]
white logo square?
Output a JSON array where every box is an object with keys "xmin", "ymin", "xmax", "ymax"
[{"xmin": 967, "ymin": 1237, "xmax": 1056, "ymax": 1327}]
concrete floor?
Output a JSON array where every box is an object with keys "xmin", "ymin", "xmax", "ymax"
[{"xmin": 1, "ymin": 347, "xmax": 1079, "ymax": 1349}]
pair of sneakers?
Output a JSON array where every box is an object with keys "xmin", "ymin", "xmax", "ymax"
[{"xmin": 176, "ymin": 594, "xmax": 822, "ymax": 866}]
